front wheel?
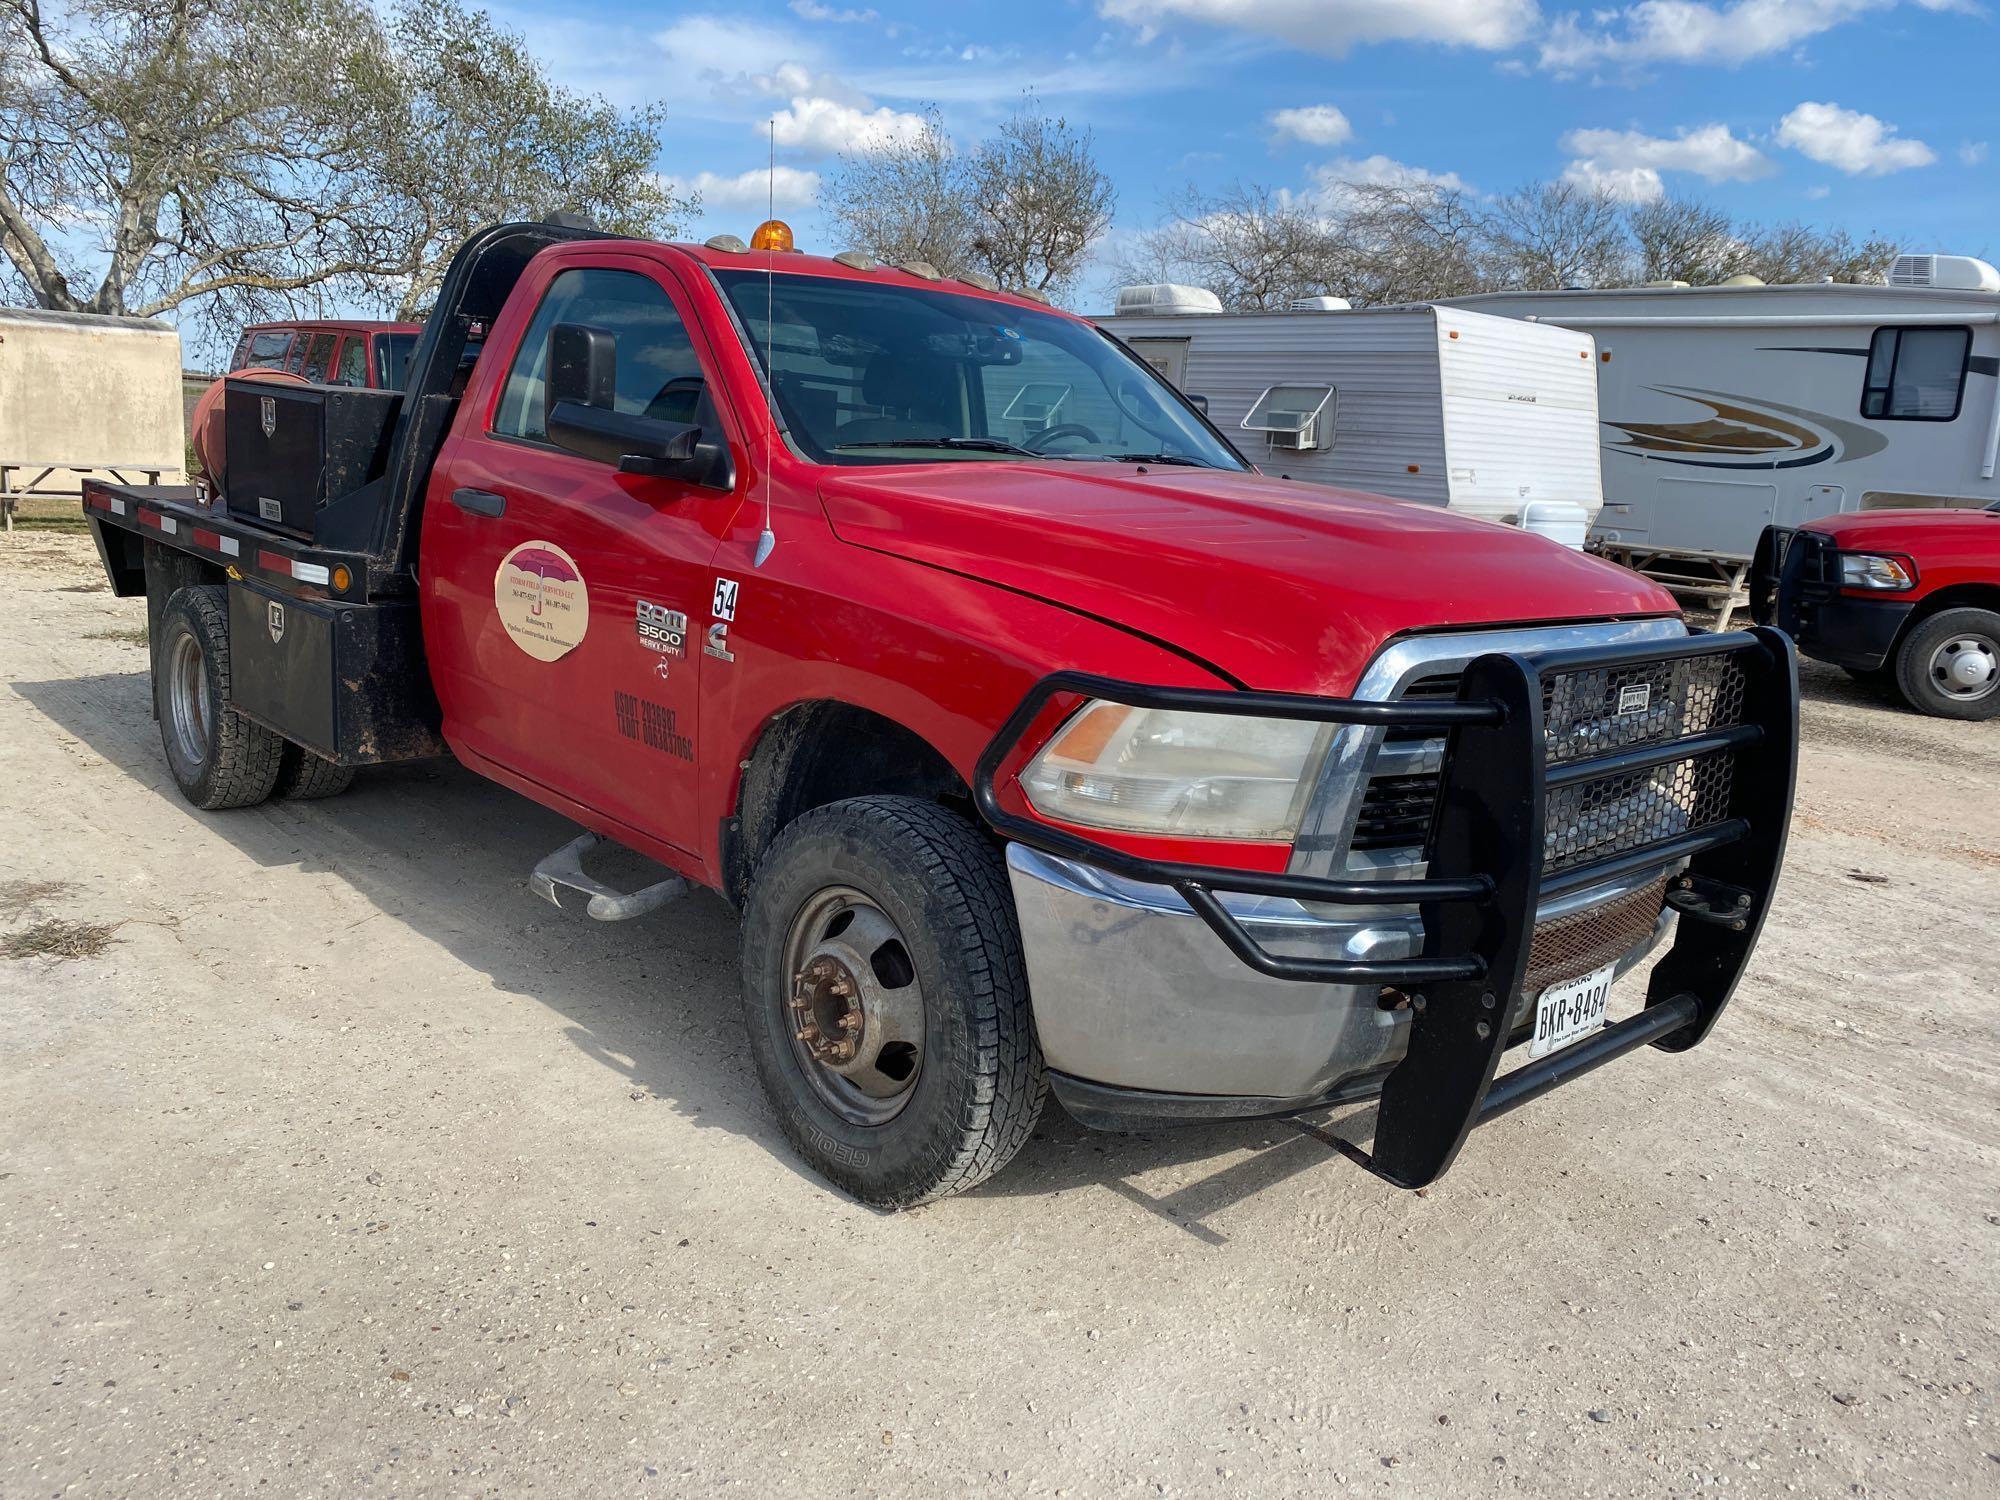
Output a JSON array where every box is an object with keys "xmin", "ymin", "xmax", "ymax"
[
  {"xmin": 739, "ymin": 796, "xmax": 1046, "ymax": 1207},
  {"xmin": 1893, "ymin": 607, "xmax": 2000, "ymax": 720},
  {"xmin": 154, "ymin": 586, "xmax": 285, "ymax": 809}
]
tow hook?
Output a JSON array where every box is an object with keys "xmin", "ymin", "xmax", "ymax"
[{"xmin": 1666, "ymin": 873, "xmax": 1757, "ymax": 933}]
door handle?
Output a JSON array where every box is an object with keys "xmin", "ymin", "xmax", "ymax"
[{"xmin": 451, "ymin": 487, "xmax": 506, "ymax": 518}]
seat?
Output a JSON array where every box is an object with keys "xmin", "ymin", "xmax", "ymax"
[{"xmin": 834, "ymin": 352, "xmax": 958, "ymax": 446}]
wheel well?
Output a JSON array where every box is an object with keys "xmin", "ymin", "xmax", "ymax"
[
  {"xmin": 723, "ymin": 701, "xmax": 971, "ymax": 905},
  {"xmin": 1893, "ymin": 583, "xmax": 2000, "ymax": 654}
]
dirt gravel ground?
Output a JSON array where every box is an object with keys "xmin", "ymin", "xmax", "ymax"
[{"xmin": 1, "ymin": 531, "xmax": 1995, "ymax": 1499}]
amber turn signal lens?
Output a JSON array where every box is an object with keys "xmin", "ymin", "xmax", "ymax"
[
  {"xmin": 331, "ymin": 564, "xmax": 352, "ymax": 593},
  {"xmin": 750, "ymin": 219, "xmax": 795, "ymax": 253}
]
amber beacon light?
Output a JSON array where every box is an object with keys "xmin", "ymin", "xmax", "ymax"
[{"xmin": 750, "ymin": 219, "xmax": 795, "ymax": 253}]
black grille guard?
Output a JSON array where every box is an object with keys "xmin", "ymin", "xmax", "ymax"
[{"xmin": 973, "ymin": 627, "xmax": 1799, "ymax": 1188}]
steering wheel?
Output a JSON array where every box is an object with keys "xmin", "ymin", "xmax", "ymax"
[{"xmin": 1023, "ymin": 421, "xmax": 1102, "ymax": 452}]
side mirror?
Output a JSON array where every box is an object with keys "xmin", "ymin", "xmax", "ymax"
[
  {"xmin": 546, "ymin": 322, "xmax": 616, "ymax": 424},
  {"xmin": 547, "ymin": 400, "xmax": 701, "ymax": 474}
]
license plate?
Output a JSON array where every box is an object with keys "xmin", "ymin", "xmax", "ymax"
[{"xmin": 1529, "ymin": 962, "xmax": 1615, "ymax": 1059}]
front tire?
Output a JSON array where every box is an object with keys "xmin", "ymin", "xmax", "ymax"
[
  {"xmin": 1893, "ymin": 607, "xmax": 2000, "ymax": 720},
  {"xmin": 739, "ymin": 796, "xmax": 1046, "ymax": 1207},
  {"xmin": 154, "ymin": 586, "xmax": 284, "ymax": 809}
]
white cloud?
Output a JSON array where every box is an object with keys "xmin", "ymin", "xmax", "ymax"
[
  {"xmin": 1540, "ymin": 1, "xmax": 1972, "ymax": 73},
  {"xmin": 770, "ymin": 94, "xmax": 930, "ymax": 157},
  {"xmin": 1776, "ymin": 101, "xmax": 1936, "ymax": 175},
  {"xmin": 1961, "ymin": 140, "xmax": 1990, "ymax": 166},
  {"xmin": 1558, "ymin": 122, "xmax": 1773, "ymax": 199},
  {"xmin": 664, "ymin": 166, "xmax": 823, "ymax": 218},
  {"xmin": 1563, "ymin": 162, "xmax": 1666, "ymax": 201},
  {"xmin": 1803, "ymin": 184, "xmax": 1832, "ymax": 198},
  {"xmin": 1099, "ymin": 0, "xmax": 1540, "ymax": 55},
  {"xmin": 790, "ymin": 1, "xmax": 878, "ymax": 20},
  {"xmin": 653, "ymin": 15, "xmax": 826, "ymax": 95},
  {"xmin": 1269, "ymin": 104, "xmax": 1354, "ymax": 147}
]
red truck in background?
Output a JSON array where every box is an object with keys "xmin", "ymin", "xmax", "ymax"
[
  {"xmin": 82, "ymin": 221, "xmax": 1799, "ymax": 1207},
  {"xmin": 1755, "ymin": 508, "xmax": 2000, "ymax": 719},
  {"xmin": 230, "ymin": 318, "xmax": 423, "ymax": 390}
]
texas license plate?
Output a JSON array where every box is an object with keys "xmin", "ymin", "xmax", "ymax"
[{"xmin": 1529, "ymin": 962, "xmax": 1615, "ymax": 1059}]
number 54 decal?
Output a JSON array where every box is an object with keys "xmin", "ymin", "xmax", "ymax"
[{"xmin": 712, "ymin": 578, "xmax": 739, "ymax": 621}]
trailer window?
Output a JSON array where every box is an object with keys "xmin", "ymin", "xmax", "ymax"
[
  {"xmin": 1861, "ymin": 326, "xmax": 1971, "ymax": 421},
  {"xmin": 492, "ymin": 268, "xmax": 718, "ymax": 450},
  {"xmin": 238, "ymin": 331, "xmax": 293, "ymax": 371}
]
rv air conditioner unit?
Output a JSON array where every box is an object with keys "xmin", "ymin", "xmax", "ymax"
[
  {"xmin": 1241, "ymin": 384, "xmax": 1335, "ymax": 452},
  {"xmin": 1113, "ymin": 282, "xmax": 1224, "ymax": 316},
  {"xmin": 1888, "ymin": 254, "xmax": 2000, "ymax": 293},
  {"xmin": 1289, "ymin": 295, "xmax": 1352, "ymax": 312}
]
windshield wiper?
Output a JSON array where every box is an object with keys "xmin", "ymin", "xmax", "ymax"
[
  {"xmin": 832, "ymin": 437, "xmax": 1041, "ymax": 457},
  {"xmin": 1100, "ymin": 452, "xmax": 1216, "ymax": 469}
]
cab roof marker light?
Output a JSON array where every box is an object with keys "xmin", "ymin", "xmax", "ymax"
[
  {"xmin": 705, "ymin": 234, "xmax": 749, "ymax": 254},
  {"xmin": 897, "ymin": 260, "xmax": 943, "ymax": 281},
  {"xmin": 957, "ymin": 270, "xmax": 999, "ymax": 292},
  {"xmin": 833, "ymin": 250, "xmax": 879, "ymax": 271},
  {"xmin": 1009, "ymin": 286, "xmax": 1052, "ymax": 305}
]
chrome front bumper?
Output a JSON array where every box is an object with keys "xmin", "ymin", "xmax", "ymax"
[{"xmin": 1007, "ymin": 844, "xmax": 1675, "ymax": 1107}]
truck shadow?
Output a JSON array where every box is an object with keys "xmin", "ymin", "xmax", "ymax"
[{"xmin": 14, "ymin": 668, "xmax": 1374, "ymax": 1240}]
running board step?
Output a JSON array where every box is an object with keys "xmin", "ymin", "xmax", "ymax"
[{"xmin": 529, "ymin": 833, "xmax": 688, "ymax": 922}]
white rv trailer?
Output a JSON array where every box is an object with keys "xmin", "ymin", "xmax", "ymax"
[
  {"xmin": 1444, "ymin": 254, "xmax": 2000, "ymax": 620},
  {"xmin": 1097, "ymin": 289, "xmax": 1604, "ymax": 546}
]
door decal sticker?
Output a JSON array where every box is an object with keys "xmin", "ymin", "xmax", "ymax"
[{"xmin": 494, "ymin": 540, "xmax": 590, "ymax": 661}]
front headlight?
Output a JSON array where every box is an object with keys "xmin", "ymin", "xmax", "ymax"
[
  {"xmin": 1838, "ymin": 552, "xmax": 1916, "ymax": 591},
  {"xmin": 1020, "ymin": 700, "xmax": 1333, "ymax": 840}
]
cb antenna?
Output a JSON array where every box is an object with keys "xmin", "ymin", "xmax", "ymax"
[{"xmin": 753, "ymin": 117, "xmax": 778, "ymax": 569}]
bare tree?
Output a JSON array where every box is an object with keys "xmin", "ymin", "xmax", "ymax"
[
  {"xmin": 1625, "ymin": 196, "xmax": 1749, "ymax": 285},
  {"xmin": 821, "ymin": 109, "xmax": 980, "ymax": 277},
  {"xmin": 0, "ymin": 0, "xmax": 688, "ymax": 332},
  {"xmin": 1109, "ymin": 183, "xmax": 1348, "ymax": 309},
  {"xmin": 1738, "ymin": 222, "xmax": 1897, "ymax": 285},
  {"xmin": 1482, "ymin": 180, "xmax": 1630, "ymax": 290},
  {"xmin": 1337, "ymin": 180, "xmax": 1490, "ymax": 303},
  {"xmin": 964, "ymin": 104, "xmax": 1114, "ymax": 297},
  {"xmin": 823, "ymin": 102, "xmax": 1113, "ymax": 298}
]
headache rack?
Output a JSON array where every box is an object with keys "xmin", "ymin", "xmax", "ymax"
[{"xmin": 973, "ymin": 627, "xmax": 1798, "ymax": 1189}]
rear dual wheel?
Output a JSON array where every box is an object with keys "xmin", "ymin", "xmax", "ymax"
[
  {"xmin": 739, "ymin": 796, "xmax": 1046, "ymax": 1208},
  {"xmin": 154, "ymin": 585, "xmax": 356, "ymax": 807}
]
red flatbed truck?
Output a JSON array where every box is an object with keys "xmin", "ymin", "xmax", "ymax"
[{"xmin": 84, "ymin": 220, "xmax": 1799, "ymax": 1206}]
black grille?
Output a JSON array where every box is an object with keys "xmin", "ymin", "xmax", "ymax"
[
  {"xmin": 1544, "ymin": 749, "xmax": 1735, "ymax": 871},
  {"xmin": 1541, "ymin": 655, "xmax": 1747, "ymax": 764},
  {"xmin": 1353, "ymin": 773, "xmax": 1444, "ymax": 851},
  {"xmin": 1353, "ymin": 650, "xmax": 1746, "ymax": 867}
]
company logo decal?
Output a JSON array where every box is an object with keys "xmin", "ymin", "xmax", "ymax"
[
  {"xmin": 267, "ymin": 600, "xmax": 285, "ymax": 644},
  {"xmin": 1616, "ymin": 683, "xmax": 1651, "ymax": 716},
  {"xmin": 260, "ymin": 395, "xmax": 277, "ymax": 438},
  {"xmin": 1603, "ymin": 385, "xmax": 1888, "ymax": 473},
  {"xmin": 704, "ymin": 621, "xmax": 734, "ymax": 662},
  {"xmin": 493, "ymin": 539, "xmax": 589, "ymax": 661}
]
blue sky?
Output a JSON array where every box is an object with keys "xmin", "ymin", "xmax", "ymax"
[{"xmin": 486, "ymin": 0, "xmax": 1996, "ymax": 305}]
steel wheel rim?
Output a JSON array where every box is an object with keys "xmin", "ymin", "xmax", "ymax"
[
  {"xmin": 1927, "ymin": 632, "xmax": 1999, "ymax": 701},
  {"xmin": 779, "ymin": 885, "xmax": 926, "ymax": 1127},
  {"xmin": 166, "ymin": 630, "xmax": 212, "ymax": 768}
]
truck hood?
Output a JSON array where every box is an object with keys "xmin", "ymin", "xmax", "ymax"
[
  {"xmin": 818, "ymin": 462, "xmax": 1676, "ymax": 694},
  {"xmin": 1807, "ymin": 506, "xmax": 2000, "ymax": 553}
]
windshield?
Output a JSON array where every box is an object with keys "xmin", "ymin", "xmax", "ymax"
[{"xmin": 714, "ymin": 269, "xmax": 1245, "ymax": 470}]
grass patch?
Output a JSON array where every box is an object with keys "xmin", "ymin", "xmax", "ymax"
[
  {"xmin": 2, "ymin": 918, "xmax": 118, "ymax": 961},
  {"xmin": 0, "ymin": 878, "xmax": 76, "ymax": 921},
  {"xmin": 88, "ymin": 625, "xmax": 148, "ymax": 646},
  {"xmin": 5, "ymin": 497, "xmax": 91, "ymax": 532}
]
